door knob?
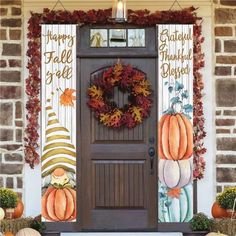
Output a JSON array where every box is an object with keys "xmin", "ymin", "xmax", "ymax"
[
  {"xmin": 148, "ymin": 147, "xmax": 155, "ymax": 175},
  {"xmin": 148, "ymin": 147, "xmax": 155, "ymax": 157}
]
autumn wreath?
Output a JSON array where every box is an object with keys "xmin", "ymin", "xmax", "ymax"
[{"xmin": 87, "ymin": 62, "xmax": 153, "ymax": 128}]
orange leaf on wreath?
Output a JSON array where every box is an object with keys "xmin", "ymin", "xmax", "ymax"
[
  {"xmin": 114, "ymin": 62, "xmax": 123, "ymax": 77},
  {"xmin": 139, "ymin": 79, "xmax": 150, "ymax": 88},
  {"xmin": 100, "ymin": 113, "xmax": 111, "ymax": 126},
  {"xmin": 110, "ymin": 109, "xmax": 123, "ymax": 127},
  {"xmin": 130, "ymin": 106, "xmax": 142, "ymax": 123},
  {"xmin": 133, "ymin": 72, "xmax": 145, "ymax": 81},
  {"xmin": 60, "ymin": 88, "xmax": 76, "ymax": 106},
  {"xmin": 88, "ymin": 85, "xmax": 103, "ymax": 98},
  {"xmin": 167, "ymin": 188, "xmax": 181, "ymax": 199},
  {"xmin": 133, "ymin": 85, "xmax": 151, "ymax": 97}
]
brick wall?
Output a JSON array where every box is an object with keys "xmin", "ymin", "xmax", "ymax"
[
  {"xmin": 0, "ymin": 0, "xmax": 23, "ymax": 198},
  {"xmin": 214, "ymin": 0, "xmax": 236, "ymax": 193}
]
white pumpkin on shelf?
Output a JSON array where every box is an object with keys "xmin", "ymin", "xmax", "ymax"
[
  {"xmin": 205, "ymin": 232, "xmax": 228, "ymax": 236},
  {"xmin": 0, "ymin": 207, "xmax": 5, "ymax": 220},
  {"xmin": 16, "ymin": 228, "xmax": 41, "ymax": 236}
]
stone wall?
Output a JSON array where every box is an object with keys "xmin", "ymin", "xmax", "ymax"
[
  {"xmin": 0, "ymin": 0, "xmax": 23, "ymax": 198},
  {"xmin": 214, "ymin": 0, "xmax": 236, "ymax": 192}
]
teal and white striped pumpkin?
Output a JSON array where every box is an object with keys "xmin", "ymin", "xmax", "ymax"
[{"xmin": 158, "ymin": 183, "xmax": 193, "ymax": 222}]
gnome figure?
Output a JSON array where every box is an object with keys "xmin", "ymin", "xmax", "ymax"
[{"xmin": 41, "ymin": 101, "xmax": 76, "ymax": 189}]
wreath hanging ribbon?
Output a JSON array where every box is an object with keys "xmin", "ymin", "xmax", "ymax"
[{"xmin": 87, "ymin": 62, "xmax": 153, "ymax": 128}]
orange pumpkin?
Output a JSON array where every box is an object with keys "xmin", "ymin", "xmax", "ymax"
[
  {"xmin": 158, "ymin": 113, "xmax": 193, "ymax": 160},
  {"xmin": 4, "ymin": 232, "xmax": 14, "ymax": 236},
  {"xmin": 42, "ymin": 186, "xmax": 76, "ymax": 221},
  {"xmin": 13, "ymin": 199, "xmax": 24, "ymax": 218},
  {"xmin": 211, "ymin": 201, "xmax": 228, "ymax": 218}
]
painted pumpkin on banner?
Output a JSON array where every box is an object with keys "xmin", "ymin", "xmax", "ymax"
[
  {"xmin": 42, "ymin": 186, "xmax": 76, "ymax": 221},
  {"xmin": 158, "ymin": 113, "xmax": 193, "ymax": 160},
  {"xmin": 159, "ymin": 159, "xmax": 192, "ymax": 189},
  {"xmin": 16, "ymin": 228, "xmax": 40, "ymax": 236},
  {"xmin": 158, "ymin": 183, "xmax": 192, "ymax": 222}
]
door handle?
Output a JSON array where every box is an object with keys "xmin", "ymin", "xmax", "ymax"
[{"xmin": 148, "ymin": 147, "xmax": 155, "ymax": 175}]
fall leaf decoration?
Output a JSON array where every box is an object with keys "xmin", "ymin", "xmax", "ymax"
[
  {"xmin": 87, "ymin": 62, "xmax": 153, "ymax": 128},
  {"xmin": 167, "ymin": 188, "xmax": 181, "ymax": 199},
  {"xmin": 60, "ymin": 88, "xmax": 76, "ymax": 107},
  {"xmin": 88, "ymin": 85, "xmax": 103, "ymax": 98},
  {"xmin": 130, "ymin": 106, "xmax": 143, "ymax": 123}
]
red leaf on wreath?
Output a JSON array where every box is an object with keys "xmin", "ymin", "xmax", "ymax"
[
  {"xmin": 121, "ymin": 112, "xmax": 136, "ymax": 128},
  {"xmin": 88, "ymin": 98, "xmax": 105, "ymax": 110},
  {"xmin": 103, "ymin": 67, "xmax": 113, "ymax": 79},
  {"xmin": 119, "ymin": 77, "xmax": 133, "ymax": 90},
  {"xmin": 136, "ymin": 96, "xmax": 152, "ymax": 110}
]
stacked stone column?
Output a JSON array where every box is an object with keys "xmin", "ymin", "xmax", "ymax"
[
  {"xmin": 0, "ymin": 0, "xmax": 23, "ymax": 198},
  {"xmin": 214, "ymin": 0, "xmax": 236, "ymax": 193}
]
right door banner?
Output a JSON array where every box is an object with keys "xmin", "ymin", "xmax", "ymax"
[{"xmin": 157, "ymin": 24, "xmax": 193, "ymax": 222}]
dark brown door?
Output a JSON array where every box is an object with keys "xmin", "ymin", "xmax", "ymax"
[{"xmin": 80, "ymin": 58, "xmax": 157, "ymax": 230}]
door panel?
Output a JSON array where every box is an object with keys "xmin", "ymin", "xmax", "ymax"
[
  {"xmin": 93, "ymin": 161, "xmax": 146, "ymax": 208},
  {"xmin": 80, "ymin": 58, "xmax": 157, "ymax": 230}
]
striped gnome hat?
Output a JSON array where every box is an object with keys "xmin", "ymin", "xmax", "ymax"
[{"xmin": 41, "ymin": 99, "xmax": 76, "ymax": 177}]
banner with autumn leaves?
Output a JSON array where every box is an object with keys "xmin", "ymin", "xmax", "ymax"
[{"xmin": 41, "ymin": 25, "xmax": 77, "ymax": 222}]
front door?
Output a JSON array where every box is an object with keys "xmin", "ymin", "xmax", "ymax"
[{"xmin": 80, "ymin": 58, "xmax": 157, "ymax": 230}]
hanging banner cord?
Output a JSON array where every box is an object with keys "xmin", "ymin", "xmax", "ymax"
[
  {"xmin": 52, "ymin": 0, "xmax": 67, "ymax": 11},
  {"xmin": 169, "ymin": 0, "xmax": 183, "ymax": 10}
]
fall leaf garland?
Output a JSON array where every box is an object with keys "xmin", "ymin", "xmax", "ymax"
[
  {"xmin": 87, "ymin": 62, "xmax": 153, "ymax": 128},
  {"xmin": 25, "ymin": 7, "xmax": 206, "ymax": 180}
]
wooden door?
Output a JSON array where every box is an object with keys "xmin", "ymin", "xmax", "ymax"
[{"xmin": 80, "ymin": 58, "xmax": 157, "ymax": 230}]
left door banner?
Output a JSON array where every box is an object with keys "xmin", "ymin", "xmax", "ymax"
[{"xmin": 41, "ymin": 24, "xmax": 77, "ymax": 222}]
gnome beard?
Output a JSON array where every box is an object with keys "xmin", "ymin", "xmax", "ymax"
[{"xmin": 42, "ymin": 168, "xmax": 76, "ymax": 189}]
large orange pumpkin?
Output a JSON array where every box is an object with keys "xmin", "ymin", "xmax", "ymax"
[
  {"xmin": 13, "ymin": 199, "xmax": 24, "ymax": 218},
  {"xmin": 42, "ymin": 186, "xmax": 76, "ymax": 221},
  {"xmin": 211, "ymin": 201, "xmax": 228, "ymax": 218},
  {"xmin": 158, "ymin": 113, "xmax": 193, "ymax": 160}
]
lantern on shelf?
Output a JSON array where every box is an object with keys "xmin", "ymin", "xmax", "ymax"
[{"xmin": 112, "ymin": 0, "xmax": 127, "ymax": 22}]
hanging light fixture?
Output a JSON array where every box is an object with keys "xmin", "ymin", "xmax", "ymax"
[{"xmin": 112, "ymin": 0, "xmax": 127, "ymax": 22}]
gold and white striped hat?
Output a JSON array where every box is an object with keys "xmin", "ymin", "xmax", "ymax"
[{"xmin": 42, "ymin": 101, "xmax": 76, "ymax": 177}]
